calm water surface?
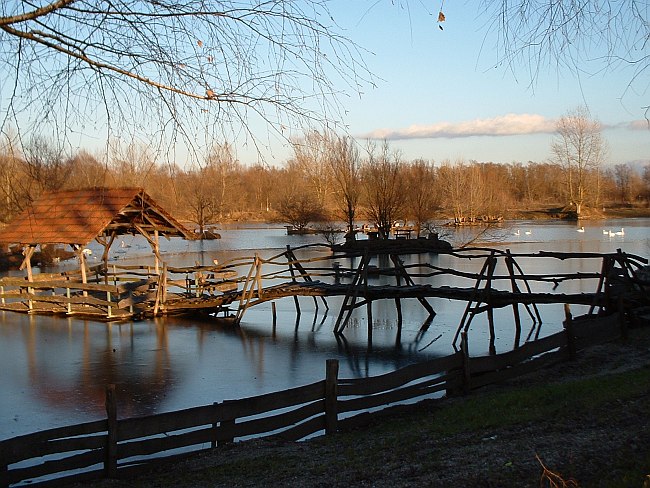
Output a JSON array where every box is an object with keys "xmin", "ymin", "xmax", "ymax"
[{"xmin": 1, "ymin": 218, "xmax": 648, "ymax": 439}]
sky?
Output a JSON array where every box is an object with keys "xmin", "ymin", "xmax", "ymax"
[
  {"xmin": 255, "ymin": 1, "xmax": 649, "ymax": 169},
  {"xmin": 1, "ymin": 1, "xmax": 647, "ymax": 170}
]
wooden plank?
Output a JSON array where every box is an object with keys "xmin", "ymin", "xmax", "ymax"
[
  {"xmin": 338, "ymin": 376, "xmax": 451, "ymax": 414},
  {"xmin": 218, "ymin": 381, "xmax": 325, "ymax": 419},
  {"xmin": 0, "ymin": 291, "xmax": 26, "ymax": 299},
  {"xmin": 118, "ymin": 427, "xmax": 213, "ymax": 459},
  {"xmin": 115, "ymin": 280, "xmax": 156, "ymax": 294},
  {"xmin": 116, "ymin": 291, "xmax": 157, "ymax": 309},
  {"xmin": 1, "ymin": 420, "xmax": 107, "ymax": 464},
  {"xmin": 337, "ymin": 353, "xmax": 462, "ymax": 397},
  {"xmin": 219, "ymin": 400, "xmax": 324, "ymax": 440},
  {"xmin": 468, "ymin": 331, "xmax": 566, "ymax": 374},
  {"xmin": 2, "ymin": 435, "xmax": 105, "ymax": 463},
  {"xmin": 275, "ymin": 415, "xmax": 326, "ymax": 442},
  {"xmin": 9, "ymin": 281, "xmax": 119, "ymax": 293},
  {"xmin": 470, "ymin": 348, "xmax": 569, "ymax": 389},
  {"xmin": 27, "ymin": 294, "xmax": 114, "ymax": 308},
  {"xmin": 575, "ymin": 327, "xmax": 619, "ymax": 349},
  {"xmin": 8, "ymin": 468, "xmax": 105, "ymax": 488},
  {"xmin": 7, "ymin": 449, "xmax": 104, "ymax": 484},
  {"xmin": 117, "ymin": 404, "xmax": 217, "ymax": 441}
]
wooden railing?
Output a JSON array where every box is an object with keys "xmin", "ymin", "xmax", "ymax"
[{"xmin": 0, "ymin": 309, "xmax": 634, "ymax": 488}]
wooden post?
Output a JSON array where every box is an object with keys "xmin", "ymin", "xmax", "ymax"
[
  {"xmin": 0, "ymin": 285, "xmax": 4, "ymax": 305},
  {"xmin": 272, "ymin": 302, "xmax": 277, "ymax": 329},
  {"xmin": 21, "ymin": 246, "xmax": 35, "ymax": 311},
  {"xmin": 325, "ymin": 359, "xmax": 339, "ymax": 434},
  {"xmin": 218, "ymin": 400, "xmax": 235, "ymax": 446},
  {"xmin": 154, "ymin": 230, "xmax": 160, "ymax": 274},
  {"xmin": 105, "ymin": 385, "xmax": 118, "ymax": 479},
  {"xmin": 460, "ymin": 331, "xmax": 471, "ymax": 394},
  {"xmin": 211, "ymin": 402, "xmax": 219, "ymax": 449},
  {"xmin": 505, "ymin": 250, "xmax": 523, "ymax": 347},
  {"xmin": 0, "ymin": 459, "xmax": 7, "ymax": 488},
  {"xmin": 106, "ymin": 291, "xmax": 112, "ymax": 318},
  {"xmin": 617, "ymin": 295, "xmax": 628, "ymax": 340},
  {"xmin": 366, "ymin": 299, "xmax": 373, "ymax": 350},
  {"xmin": 563, "ymin": 304, "xmax": 576, "ymax": 361},
  {"xmin": 395, "ymin": 298, "xmax": 402, "ymax": 346}
]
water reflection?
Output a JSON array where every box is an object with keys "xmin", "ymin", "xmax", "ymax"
[{"xmin": 12, "ymin": 315, "xmax": 175, "ymax": 419}]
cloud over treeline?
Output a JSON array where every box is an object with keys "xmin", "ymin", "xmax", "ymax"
[{"xmin": 362, "ymin": 113, "xmax": 559, "ymax": 140}]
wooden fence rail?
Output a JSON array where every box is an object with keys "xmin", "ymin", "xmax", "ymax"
[{"xmin": 0, "ymin": 309, "xmax": 632, "ymax": 488}]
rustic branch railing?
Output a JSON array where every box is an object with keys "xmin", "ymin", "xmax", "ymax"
[
  {"xmin": 0, "ymin": 246, "xmax": 647, "ymax": 330},
  {"xmin": 0, "ymin": 309, "xmax": 637, "ymax": 488}
]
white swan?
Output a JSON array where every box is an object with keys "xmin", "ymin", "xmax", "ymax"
[
  {"xmin": 615, "ymin": 227, "xmax": 625, "ymax": 236},
  {"xmin": 525, "ymin": 230, "xmax": 532, "ymax": 235},
  {"xmin": 602, "ymin": 229, "xmax": 609, "ymax": 234},
  {"xmin": 577, "ymin": 226, "xmax": 585, "ymax": 232},
  {"xmin": 608, "ymin": 230, "xmax": 615, "ymax": 237},
  {"xmin": 513, "ymin": 230, "xmax": 520, "ymax": 236}
]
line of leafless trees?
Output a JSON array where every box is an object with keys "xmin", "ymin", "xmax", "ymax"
[{"xmin": 1, "ymin": 130, "xmax": 649, "ymax": 235}]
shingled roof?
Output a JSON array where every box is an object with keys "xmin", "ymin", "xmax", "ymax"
[{"xmin": 0, "ymin": 187, "xmax": 194, "ymax": 246}]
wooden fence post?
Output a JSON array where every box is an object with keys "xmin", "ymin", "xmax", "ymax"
[
  {"xmin": 460, "ymin": 331, "xmax": 471, "ymax": 394},
  {"xmin": 563, "ymin": 304, "xmax": 577, "ymax": 361},
  {"xmin": 0, "ymin": 447, "xmax": 7, "ymax": 488},
  {"xmin": 325, "ymin": 359, "xmax": 339, "ymax": 434},
  {"xmin": 105, "ymin": 385, "xmax": 118, "ymax": 479},
  {"xmin": 617, "ymin": 296, "xmax": 629, "ymax": 340}
]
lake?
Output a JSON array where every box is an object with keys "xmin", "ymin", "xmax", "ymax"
[{"xmin": 1, "ymin": 218, "xmax": 648, "ymax": 440}]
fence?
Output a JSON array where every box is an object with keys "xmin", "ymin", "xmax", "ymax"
[{"xmin": 0, "ymin": 309, "xmax": 633, "ymax": 488}]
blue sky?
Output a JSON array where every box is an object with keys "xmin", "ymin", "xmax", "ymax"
[
  {"xmin": 259, "ymin": 1, "xmax": 648, "ymax": 168},
  {"xmin": 1, "ymin": 1, "xmax": 646, "ymax": 169}
]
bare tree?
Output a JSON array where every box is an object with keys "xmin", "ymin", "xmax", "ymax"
[
  {"xmin": 614, "ymin": 164, "xmax": 634, "ymax": 204},
  {"xmin": 0, "ymin": 1, "xmax": 372, "ymax": 154},
  {"xmin": 328, "ymin": 135, "xmax": 361, "ymax": 238},
  {"xmin": 205, "ymin": 143, "xmax": 239, "ymax": 219},
  {"xmin": 291, "ymin": 132, "xmax": 334, "ymax": 207},
  {"xmin": 362, "ymin": 141, "xmax": 404, "ymax": 239},
  {"xmin": 482, "ymin": 1, "xmax": 649, "ymax": 112},
  {"xmin": 404, "ymin": 158, "xmax": 438, "ymax": 237},
  {"xmin": 277, "ymin": 194, "xmax": 327, "ymax": 231},
  {"xmin": 183, "ymin": 166, "xmax": 218, "ymax": 236},
  {"xmin": 22, "ymin": 136, "xmax": 72, "ymax": 198},
  {"xmin": 551, "ymin": 106, "xmax": 606, "ymax": 217}
]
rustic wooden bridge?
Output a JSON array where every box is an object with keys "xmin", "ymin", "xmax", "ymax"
[{"xmin": 1, "ymin": 244, "xmax": 648, "ymax": 348}]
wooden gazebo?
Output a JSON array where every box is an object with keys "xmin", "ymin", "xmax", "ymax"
[{"xmin": 0, "ymin": 187, "xmax": 194, "ymax": 283}]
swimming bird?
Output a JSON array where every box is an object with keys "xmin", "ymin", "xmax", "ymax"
[
  {"xmin": 608, "ymin": 230, "xmax": 615, "ymax": 237},
  {"xmin": 577, "ymin": 226, "xmax": 585, "ymax": 232},
  {"xmin": 603, "ymin": 229, "xmax": 609, "ymax": 235},
  {"xmin": 615, "ymin": 228, "xmax": 625, "ymax": 236},
  {"xmin": 120, "ymin": 240, "xmax": 131, "ymax": 248},
  {"xmin": 513, "ymin": 230, "xmax": 520, "ymax": 236},
  {"xmin": 525, "ymin": 230, "xmax": 532, "ymax": 235}
]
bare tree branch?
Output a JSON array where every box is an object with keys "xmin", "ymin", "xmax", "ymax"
[{"xmin": 0, "ymin": 1, "xmax": 373, "ymax": 158}]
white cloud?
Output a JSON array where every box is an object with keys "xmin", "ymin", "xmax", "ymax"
[{"xmin": 362, "ymin": 113, "xmax": 558, "ymax": 140}]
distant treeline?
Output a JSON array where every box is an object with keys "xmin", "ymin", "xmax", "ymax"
[{"xmin": 1, "ymin": 135, "xmax": 649, "ymax": 233}]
